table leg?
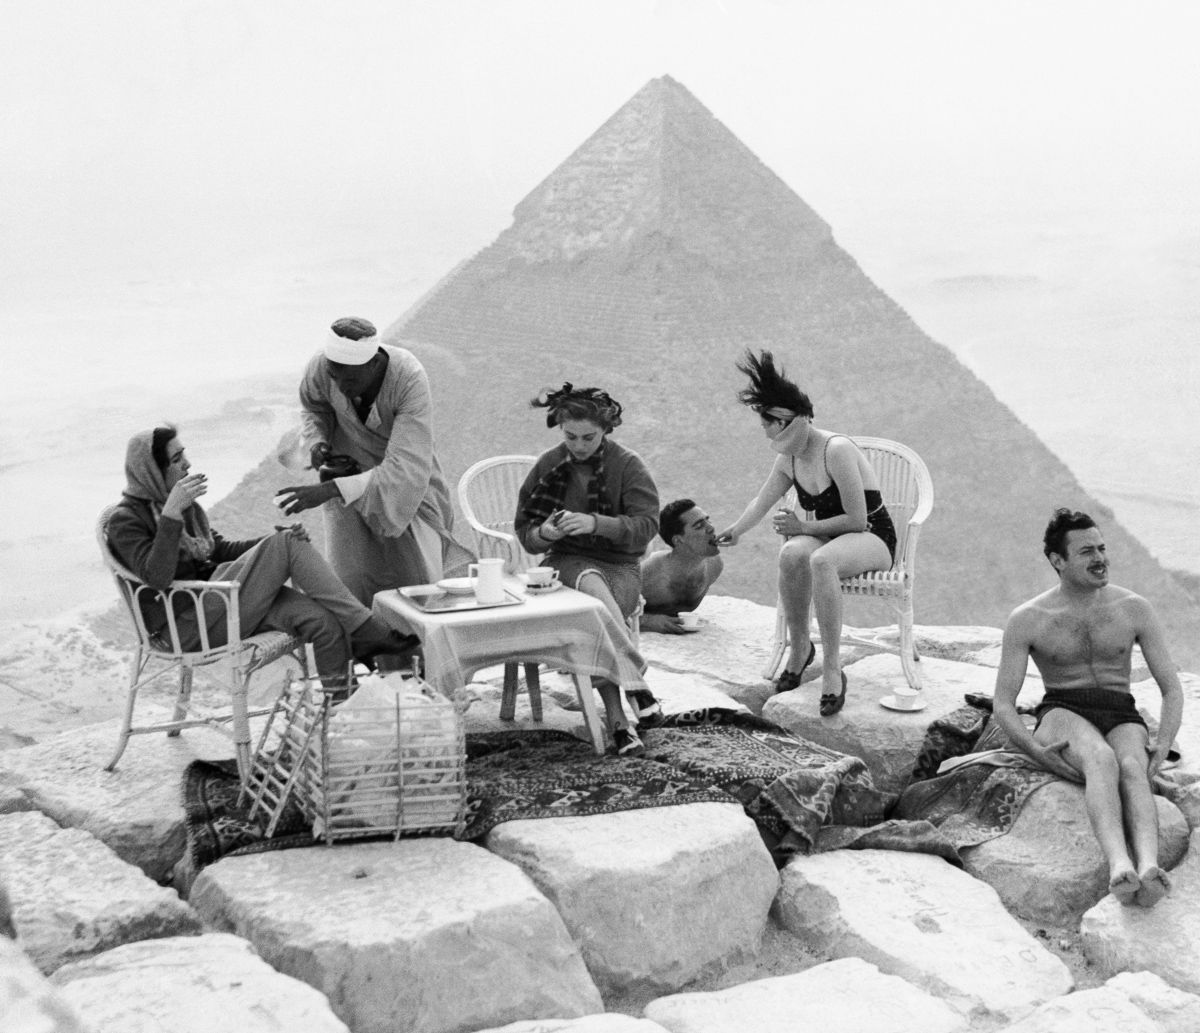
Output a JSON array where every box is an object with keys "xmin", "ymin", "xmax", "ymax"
[{"xmin": 572, "ymin": 674, "xmax": 607, "ymax": 755}]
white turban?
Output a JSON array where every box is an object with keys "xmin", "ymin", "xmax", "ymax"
[{"xmin": 324, "ymin": 326, "xmax": 379, "ymax": 365}]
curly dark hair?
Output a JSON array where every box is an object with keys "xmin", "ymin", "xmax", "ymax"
[
  {"xmin": 531, "ymin": 383, "xmax": 624, "ymax": 431},
  {"xmin": 734, "ymin": 350, "xmax": 813, "ymax": 420},
  {"xmin": 1042, "ymin": 508, "xmax": 1098, "ymax": 560}
]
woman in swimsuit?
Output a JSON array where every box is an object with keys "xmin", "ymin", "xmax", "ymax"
[{"xmin": 717, "ymin": 351, "xmax": 897, "ymax": 716}]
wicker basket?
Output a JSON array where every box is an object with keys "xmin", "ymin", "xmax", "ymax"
[{"xmin": 247, "ymin": 668, "xmax": 467, "ymax": 844}]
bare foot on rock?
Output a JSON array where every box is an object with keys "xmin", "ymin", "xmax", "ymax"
[
  {"xmin": 1109, "ymin": 868, "xmax": 1140, "ymax": 906},
  {"xmin": 1135, "ymin": 867, "xmax": 1170, "ymax": 908}
]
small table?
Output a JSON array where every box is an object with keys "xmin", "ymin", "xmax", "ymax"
[{"xmin": 372, "ymin": 578, "xmax": 648, "ymax": 754}]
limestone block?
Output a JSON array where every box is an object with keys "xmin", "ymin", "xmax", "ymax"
[
  {"xmin": 1081, "ymin": 827, "xmax": 1200, "ymax": 993},
  {"xmin": 1105, "ymin": 970, "xmax": 1200, "ymax": 1033},
  {"xmin": 887, "ymin": 625, "xmax": 1003, "ymax": 663},
  {"xmin": 775, "ymin": 849, "xmax": 1071, "ymax": 1022},
  {"xmin": 190, "ymin": 838, "xmax": 602, "ymax": 1033},
  {"xmin": 1161, "ymin": 780, "xmax": 1200, "ymax": 829},
  {"xmin": 641, "ymin": 668, "xmax": 750, "ymax": 717},
  {"xmin": 0, "ymin": 936, "xmax": 88, "ymax": 1033},
  {"xmin": 638, "ymin": 594, "xmax": 796, "ymax": 714},
  {"xmin": 0, "ymin": 810, "xmax": 199, "ymax": 973},
  {"xmin": 474, "ymin": 1018, "xmax": 670, "ymax": 1033},
  {"xmin": 763, "ymin": 653, "xmax": 1015, "ymax": 793},
  {"xmin": 0, "ymin": 709, "xmax": 255, "ymax": 882},
  {"xmin": 1143, "ymin": 670, "xmax": 1200, "ymax": 781},
  {"xmin": 485, "ymin": 802, "xmax": 777, "ymax": 996},
  {"xmin": 993, "ymin": 985, "xmax": 1159, "ymax": 1033},
  {"xmin": 642, "ymin": 957, "xmax": 965, "ymax": 1033},
  {"xmin": 963, "ymin": 782, "xmax": 1188, "ymax": 926},
  {"xmin": 0, "ymin": 784, "xmax": 34, "ymax": 814},
  {"xmin": 50, "ymin": 933, "xmax": 350, "ymax": 1033}
]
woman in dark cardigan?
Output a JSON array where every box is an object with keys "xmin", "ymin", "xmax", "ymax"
[
  {"xmin": 514, "ymin": 385, "xmax": 661, "ymax": 757},
  {"xmin": 107, "ymin": 425, "xmax": 416, "ymax": 680}
]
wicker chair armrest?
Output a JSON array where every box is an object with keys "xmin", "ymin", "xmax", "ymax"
[{"xmin": 472, "ymin": 526, "xmax": 516, "ymax": 548}]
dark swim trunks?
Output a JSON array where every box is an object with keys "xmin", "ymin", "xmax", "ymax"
[{"xmin": 1033, "ymin": 687, "xmax": 1147, "ymax": 737}]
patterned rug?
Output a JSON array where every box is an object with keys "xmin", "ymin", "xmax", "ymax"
[
  {"xmin": 893, "ymin": 697, "xmax": 1057, "ymax": 850},
  {"xmin": 180, "ymin": 708, "xmax": 952, "ymax": 881}
]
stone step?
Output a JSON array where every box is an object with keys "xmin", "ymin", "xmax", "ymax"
[
  {"xmin": 763, "ymin": 652, "xmax": 1014, "ymax": 793},
  {"xmin": 0, "ymin": 935, "xmax": 88, "ymax": 1033},
  {"xmin": 775, "ymin": 848, "xmax": 1072, "ymax": 1023},
  {"xmin": 0, "ymin": 708, "xmax": 258, "ymax": 882},
  {"xmin": 993, "ymin": 972, "xmax": 1200, "ymax": 1033},
  {"xmin": 965, "ymin": 782, "xmax": 1189, "ymax": 927},
  {"xmin": 641, "ymin": 956, "xmax": 965, "ymax": 1033},
  {"xmin": 50, "ymin": 933, "xmax": 350, "ymax": 1032},
  {"xmin": 1081, "ymin": 826, "xmax": 1200, "ymax": 994},
  {"xmin": 485, "ymin": 802, "xmax": 777, "ymax": 997},
  {"xmin": 471, "ymin": 1018, "xmax": 670, "ymax": 1033},
  {"xmin": 0, "ymin": 809, "xmax": 199, "ymax": 973},
  {"xmin": 188, "ymin": 837, "xmax": 602, "ymax": 1033}
]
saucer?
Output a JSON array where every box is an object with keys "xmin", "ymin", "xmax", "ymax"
[
  {"xmin": 677, "ymin": 621, "xmax": 702, "ymax": 633},
  {"xmin": 436, "ymin": 577, "xmax": 476, "ymax": 596},
  {"xmin": 526, "ymin": 582, "xmax": 563, "ymax": 595},
  {"xmin": 879, "ymin": 693, "xmax": 927, "ymax": 712}
]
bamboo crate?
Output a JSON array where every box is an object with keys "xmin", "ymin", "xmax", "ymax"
[{"xmin": 246, "ymin": 662, "xmax": 467, "ymax": 844}]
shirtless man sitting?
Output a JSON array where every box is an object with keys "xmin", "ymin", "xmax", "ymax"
[
  {"xmin": 992, "ymin": 508, "xmax": 1183, "ymax": 907},
  {"xmin": 640, "ymin": 499, "xmax": 724, "ymax": 634}
]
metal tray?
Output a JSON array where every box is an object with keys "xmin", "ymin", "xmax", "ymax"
[{"xmin": 397, "ymin": 585, "xmax": 525, "ymax": 613}]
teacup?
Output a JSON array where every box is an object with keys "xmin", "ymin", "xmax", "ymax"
[
  {"xmin": 678, "ymin": 611, "xmax": 700, "ymax": 630},
  {"xmin": 526, "ymin": 566, "xmax": 560, "ymax": 588},
  {"xmin": 890, "ymin": 688, "xmax": 922, "ymax": 711}
]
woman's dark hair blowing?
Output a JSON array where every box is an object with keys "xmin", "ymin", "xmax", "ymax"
[{"xmin": 734, "ymin": 350, "xmax": 813, "ymax": 420}]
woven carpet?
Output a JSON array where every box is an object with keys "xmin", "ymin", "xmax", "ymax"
[{"xmin": 180, "ymin": 708, "xmax": 950, "ymax": 881}]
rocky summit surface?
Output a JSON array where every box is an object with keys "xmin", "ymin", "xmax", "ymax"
[{"xmin": 2, "ymin": 593, "xmax": 1199, "ymax": 1033}]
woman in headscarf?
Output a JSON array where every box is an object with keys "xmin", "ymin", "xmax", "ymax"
[
  {"xmin": 106, "ymin": 425, "xmax": 417, "ymax": 681},
  {"xmin": 514, "ymin": 384, "xmax": 661, "ymax": 757},
  {"xmin": 717, "ymin": 351, "xmax": 897, "ymax": 716}
]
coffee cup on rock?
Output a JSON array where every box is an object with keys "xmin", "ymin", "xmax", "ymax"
[
  {"xmin": 678, "ymin": 611, "xmax": 700, "ymax": 629},
  {"xmin": 526, "ymin": 566, "xmax": 560, "ymax": 588}
]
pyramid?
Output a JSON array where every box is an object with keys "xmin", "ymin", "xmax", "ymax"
[{"xmin": 260, "ymin": 77, "xmax": 1200, "ymax": 659}]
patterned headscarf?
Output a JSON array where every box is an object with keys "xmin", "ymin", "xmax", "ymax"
[{"xmin": 123, "ymin": 429, "xmax": 215, "ymax": 562}]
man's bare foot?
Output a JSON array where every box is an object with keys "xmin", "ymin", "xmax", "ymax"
[
  {"xmin": 1135, "ymin": 867, "xmax": 1170, "ymax": 908},
  {"xmin": 1109, "ymin": 868, "xmax": 1140, "ymax": 906}
]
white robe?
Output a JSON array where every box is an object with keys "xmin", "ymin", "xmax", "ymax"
[{"xmin": 300, "ymin": 345, "xmax": 473, "ymax": 602}]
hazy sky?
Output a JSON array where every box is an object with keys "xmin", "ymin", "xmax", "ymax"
[
  {"xmin": 4, "ymin": 0, "xmax": 1198, "ymax": 286},
  {"xmin": 1, "ymin": 0, "xmax": 1198, "ymax": 615}
]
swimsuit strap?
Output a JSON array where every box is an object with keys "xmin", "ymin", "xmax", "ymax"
[{"xmin": 823, "ymin": 433, "xmax": 853, "ymax": 478}]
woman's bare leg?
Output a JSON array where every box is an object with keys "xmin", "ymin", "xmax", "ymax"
[
  {"xmin": 809, "ymin": 533, "xmax": 892, "ymax": 699},
  {"xmin": 778, "ymin": 536, "xmax": 820, "ymax": 672}
]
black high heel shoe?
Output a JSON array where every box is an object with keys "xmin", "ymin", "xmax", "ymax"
[
  {"xmin": 774, "ymin": 642, "xmax": 816, "ymax": 694},
  {"xmin": 820, "ymin": 671, "xmax": 848, "ymax": 717}
]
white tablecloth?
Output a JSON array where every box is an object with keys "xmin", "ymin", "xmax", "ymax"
[{"xmin": 372, "ymin": 578, "xmax": 650, "ymax": 699}]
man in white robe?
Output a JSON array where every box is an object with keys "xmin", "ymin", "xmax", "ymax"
[{"xmin": 276, "ymin": 317, "xmax": 473, "ymax": 603}]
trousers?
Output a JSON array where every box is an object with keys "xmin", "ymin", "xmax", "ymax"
[{"xmin": 177, "ymin": 532, "xmax": 375, "ymax": 676}]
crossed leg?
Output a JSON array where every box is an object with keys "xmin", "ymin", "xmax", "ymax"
[{"xmin": 778, "ymin": 531, "xmax": 891, "ymax": 699}]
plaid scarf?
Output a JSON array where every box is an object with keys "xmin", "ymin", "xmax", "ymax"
[{"xmin": 522, "ymin": 447, "xmax": 614, "ymax": 532}]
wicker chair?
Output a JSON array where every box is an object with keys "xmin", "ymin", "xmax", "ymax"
[
  {"xmin": 97, "ymin": 506, "xmax": 306, "ymax": 783},
  {"xmin": 761, "ymin": 437, "xmax": 934, "ymax": 693},
  {"xmin": 456, "ymin": 455, "xmax": 642, "ymax": 722}
]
